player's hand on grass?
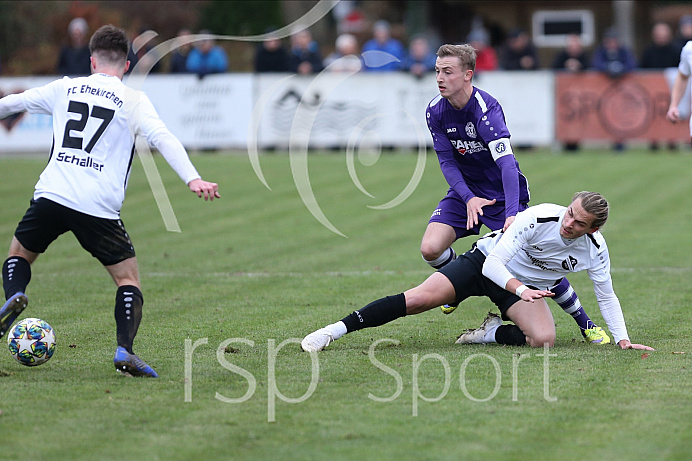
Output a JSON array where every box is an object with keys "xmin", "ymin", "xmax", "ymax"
[
  {"xmin": 617, "ymin": 339, "xmax": 655, "ymax": 351},
  {"xmin": 466, "ymin": 197, "xmax": 497, "ymax": 230},
  {"xmin": 189, "ymin": 178, "xmax": 220, "ymax": 201}
]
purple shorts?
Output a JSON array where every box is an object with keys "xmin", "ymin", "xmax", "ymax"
[{"xmin": 428, "ymin": 189, "xmax": 528, "ymax": 239}]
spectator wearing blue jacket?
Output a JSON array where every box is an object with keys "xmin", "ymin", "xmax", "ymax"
[
  {"xmin": 402, "ymin": 34, "xmax": 437, "ymax": 78},
  {"xmin": 186, "ymin": 31, "xmax": 229, "ymax": 78},
  {"xmin": 592, "ymin": 27, "xmax": 637, "ymax": 78},
  {"xmin": 362, "ymin": 20, "xmax": 406, "ymax": 71}
]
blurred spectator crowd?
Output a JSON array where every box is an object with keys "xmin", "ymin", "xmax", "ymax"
[{"xmin": 3, "ymin": 9, "xmax": 692, "ymax": 79}]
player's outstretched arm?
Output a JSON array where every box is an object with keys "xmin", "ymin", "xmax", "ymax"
[
  {"xmin": 188, "ymin": 178, "xmax": 220, "ymax": 201},
  {"xmin": 617, "ymin": 339, "xmax": 655, "ymax": 351},
  {"xmin": 0, "ymin": 93, "xmax": 28, "ymax": 118}
]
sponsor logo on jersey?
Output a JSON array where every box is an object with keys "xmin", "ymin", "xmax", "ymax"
[
  {"xmin": 451, "ymin": 139, "xmax": 485, "ymax": 155},
  {"xmin": 495, "ymin": 141, "xmax": 506, "ymax": 154},
  {"xmin": 523, "ymin": 248, "xmax": 561, "ymax": 274},
  {"xmin": 465, "ymin": 122, "xmax": 477, "ymax": 138},
  {"xmin": 561, "ymin": 256, "xmax": 578, "ymax": 271},
  {"xmin": 447, "ymin": 127, "xmax": 457, "ymax": 133},
  {"xmin": 55, "ymin": 152, "xmax": 104, "ymax": 171},
  {"xmin": 431, "ymin": 208, "xmax": 442, "ymax": 218}
]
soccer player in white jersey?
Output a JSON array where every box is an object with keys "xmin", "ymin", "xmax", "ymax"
[
  {"xmin": 301, "ymin": 192, "xmax": 653, "ymax": 352},
  {"xmin": 0, "ymin": 25, "xmax": 220, "ymax": 377},
  {"xmin": 666, "ymin": 39, "xmax": 692, "ymax": 134}
]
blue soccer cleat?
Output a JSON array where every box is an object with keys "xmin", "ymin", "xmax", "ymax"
[
  {"xmin": 114, "ymin": 346, "xmax": 159, "ymax": 378},
  {"xmin": 0, "ymin": 292, "xmax": 28, "ymax": 339}
]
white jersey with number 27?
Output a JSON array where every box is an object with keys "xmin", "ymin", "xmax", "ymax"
[{"xmin": 5, "ymin": 73, "xmax": 200, "ymax": 219}]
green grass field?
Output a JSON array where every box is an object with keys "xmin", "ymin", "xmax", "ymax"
[{"xmin": 0, "ymin": 148, "xmax": 690, "ymax": 460}]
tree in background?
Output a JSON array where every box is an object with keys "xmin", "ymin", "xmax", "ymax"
[{"xmin": 199, "ymin": 0, "xmax": 283, "ymax": 37}]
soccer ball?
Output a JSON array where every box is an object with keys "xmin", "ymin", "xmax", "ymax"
[{"xmin": 7, "ymin": 318, "xmax": 56, "ymax": 367}]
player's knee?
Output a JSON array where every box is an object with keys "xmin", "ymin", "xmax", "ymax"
[
  {"xmin": 526, "ymin": 332, "xmax": 555, "ymax": 348},
  {"xmin": 420, "ymin": 241, "xmax": 443, "ymax": 262}
]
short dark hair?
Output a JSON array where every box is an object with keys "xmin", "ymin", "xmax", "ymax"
[{"xmin": 89, "ymin": 25, "xmax": 129, "ymax": 65}]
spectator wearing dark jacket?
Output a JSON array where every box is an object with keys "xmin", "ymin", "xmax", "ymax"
[
  {"xmin": 499, "ymin": 28, "xmax": 540, "ymax": 70},
  {"xmin": 552, "ymin": 34, "xmax": 589, "ymax": 72},
  {"xmin": 57, "ymin": 18, "xmax": 91, "ymax": 76},
  {"xmin": 640, "ymin": 22, "xmax": 681, "ymax": 69},
  {"xmin": 290, "ymin": 27, "xmax": 323, "ymax": 74},
  {"xmin": 255, "ymin": 30, "xmax": 292, "ymax": 73}
]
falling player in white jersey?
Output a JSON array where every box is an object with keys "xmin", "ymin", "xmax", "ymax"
[
  {"xmin": 301, "ymin": 191, "xmax": 653, "ymax": 352},
  {"xmin": 0, "ymin": 25, "xmax": 221, "ymax": 377}
]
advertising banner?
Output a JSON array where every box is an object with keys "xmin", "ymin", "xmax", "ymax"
[{"xmin": 555, "ymin": 71, "xmax": 689, "ymax": 143}]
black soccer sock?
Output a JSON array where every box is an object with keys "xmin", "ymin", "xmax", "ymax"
[
  {"xmin": 341, "ymin": 293, "xmax": 407, "ymax": 333},
  {"xmin": 494, "ymin": 324, "xmax": 527, "ymax": 346},
  {"xmin": 114, "ymin": 285, "xmax": 143, "ymax": 354},
  {"xmin": 3, "ymin": 256, "xmax": 31, "ymax": 300}
]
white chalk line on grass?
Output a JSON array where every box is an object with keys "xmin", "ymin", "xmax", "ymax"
[
  {"xmin": 32, "ymin": 267, "xmax": 691, "ymax": 280},
  {"xmin": 142, "ymin": 266, "xmax": 692, "ymax": 278}
]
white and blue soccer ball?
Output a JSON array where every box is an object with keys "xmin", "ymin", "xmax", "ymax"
[{"xmin": 7, "ymin": 318, "xmax": 56, "ymax": 366}]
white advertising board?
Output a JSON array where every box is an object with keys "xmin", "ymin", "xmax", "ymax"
[
  {"xmin": 133, "ymin": 73, "xmax": 253, "ymax": 149},
  {"xmin": 474, "ymin": 70, "xmax": 555, "ymax": 145},
  {"xmin": 252, "ymin": 72, "xmax": 438, "ymax": 149},
  {"xmin": 1, "ymin": 72, "xmax": 554, "ymax": 152}
]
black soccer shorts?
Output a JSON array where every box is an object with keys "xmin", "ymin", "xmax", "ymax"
[
  {"xmin": 437, "ymin": 245, "xmax": 521, "ymax": 319},
  {"xmin": 14, "ymin": 198, "xmax": 136, "ymax": 266}
]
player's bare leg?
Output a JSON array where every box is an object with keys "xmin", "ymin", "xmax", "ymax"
[
  {"xmin": 403, "ymin": 272, "xmax": 456, "ymax": 314},
  {"xmin": 456, "ymin": 299, "xmax": 555, "ymax": 347},
  {"xmin": 420, "ymin": 222, "xmax": 457, "ymax": 269},
  {"xmin": 302, "ymin": 272, "xmax": 456, "ymax": 352},
  {"xmin": 504, "ymin": 299, "xmax": 556, "ymax": 347}
]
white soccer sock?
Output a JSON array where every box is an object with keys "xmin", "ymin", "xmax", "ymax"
[
  {"xmin": 483, "ymin": 324, "xmax": 500, "ymax": 343},
  {"xmin": 423, "ymin": 247, "xmax": 456, "ymax": 269},
  {"xmin": 326, "ymin": 321, "xmax": 348, "ymax": 340}
]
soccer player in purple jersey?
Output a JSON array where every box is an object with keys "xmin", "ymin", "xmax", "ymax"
[{"xmin": 421, "ymin": 44, "xmax": 607, "ymax": 344}]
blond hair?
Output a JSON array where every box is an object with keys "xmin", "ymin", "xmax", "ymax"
[
  {"xmin": 436, "ymin": 44, "xmax": 476, "ymax": 72},
  {"xmin": 573, "ymin": 191, "xmax": 609, "ymax": 228}
]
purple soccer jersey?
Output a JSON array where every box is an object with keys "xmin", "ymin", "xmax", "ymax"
[{"xmin": 426, "ymin": 87, "xmax": 530, "ymax": 236}]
